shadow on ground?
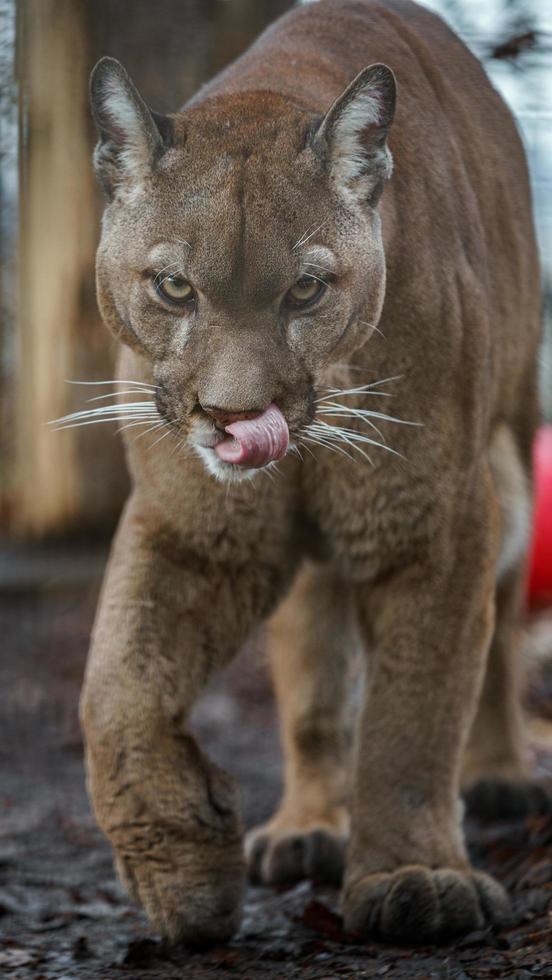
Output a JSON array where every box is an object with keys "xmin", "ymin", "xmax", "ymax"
[{"xmin": 1, "ymin": 544, "xmax": 552, "ymax": 978}]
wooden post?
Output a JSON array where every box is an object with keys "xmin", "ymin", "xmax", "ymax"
[{"xmin": 14, "ymin": 0, "xmax": 125, "ymax": 535}]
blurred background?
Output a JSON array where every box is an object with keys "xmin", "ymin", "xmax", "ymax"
[{"xmin": 1, "ymin": 2, "xmax": 552, "ymax": 976}]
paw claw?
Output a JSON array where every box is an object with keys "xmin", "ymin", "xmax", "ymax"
[
  {"xmin": 246, "ymin": 833, "xmax": 269, "ymax": 885},
  {"xmin": 265, "ymin": 834, "xmax": 308, "ymax": 885},
  {"xmin": 344, "ymin": 865, "xmax": 510, "ymax": 944},
  {"xmin": 306, "ymin": 829, "xmax": 345, "ymax": 886},
  {"xmin": 246, "ymin": 825, "xmax": 346, "ymax": 887},
  {"xmin": 472, "ymin": 869, "xmax": 512, "ymax": 927}
]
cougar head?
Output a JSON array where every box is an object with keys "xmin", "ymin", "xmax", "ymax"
[{"xmin": 90, "ymin": 57, "xmax": 396, "ymax": 482}]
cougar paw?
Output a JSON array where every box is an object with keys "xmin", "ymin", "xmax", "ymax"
[
  {"xmin": 115, "ymin": 849, "xmax": 245, "ymax": 946},
  {"xmin": 246, "ymin": 825, "xmax": 345, "ymax": 887},
  {"xmin": 464, "ymin": 777, "xmax": 552, "ymax": 821},
  {"xmin": 343, "ymin": 865, "xmax": 510, "ymax": 944}
]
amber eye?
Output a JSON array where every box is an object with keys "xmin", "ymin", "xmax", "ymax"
[
  {"xmin": 155, "ymin": 274, "xmax": 194, "ymax": 305},
  {"xmin": 286, "ymin": 275, "xmax": 325, "ymax": 307}
]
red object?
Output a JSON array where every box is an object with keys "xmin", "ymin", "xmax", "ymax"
[{"xmin": 527, "ymin": 426, "xmax": 552, "ymax": 609}]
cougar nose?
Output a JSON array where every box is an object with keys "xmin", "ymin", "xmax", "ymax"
[{"xmin": 201, "ymin": 404, "xmax": 262, "ymax": 430}]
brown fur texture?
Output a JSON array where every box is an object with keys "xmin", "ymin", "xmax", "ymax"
[{"xmin": 81, "ymin": 0, "xmax": 541, "ymax": 946}]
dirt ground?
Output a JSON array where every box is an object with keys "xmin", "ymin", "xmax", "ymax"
[{"xmin": 2, "ymin": 542, "xmax": 552, "ymax": 979}]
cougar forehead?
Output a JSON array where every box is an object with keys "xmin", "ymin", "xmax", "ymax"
[{"xmin": 115, "ymin": 94, "xmax": 336, "ymax": 298}]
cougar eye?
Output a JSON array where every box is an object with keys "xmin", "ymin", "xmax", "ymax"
[
  {"xmin": 155, "ymin": 273, "xmax": 195, "ymax": 305},
  {"xmin": 286, "ymin": 275, "xmax": 325, "ymax": 307}
]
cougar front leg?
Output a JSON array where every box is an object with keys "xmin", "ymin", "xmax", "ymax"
[
  {"xmin": 80, "ymin": 497, "xmax": 286, "ymax": 945},
  {"xmin": 247, "ymin": 562, "xmax": 356, "ymax": 886},
  {"xmin": 343, "ymin": 496, "xmax": 510, "ymax": 943}
]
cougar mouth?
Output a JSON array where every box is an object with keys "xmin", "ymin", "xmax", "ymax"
[{"xmin": 213, "ymin": 403, "xmax": 289, "ymax": 469}]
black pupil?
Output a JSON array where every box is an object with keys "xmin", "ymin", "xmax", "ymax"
[{"xmin": 298, "ymin": 277, "xmax": 317, "ymax": 295}]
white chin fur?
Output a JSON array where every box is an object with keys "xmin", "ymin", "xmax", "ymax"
[{"xmin": 193, "ymin": 445, "xmax": 259, "ymax": 484}]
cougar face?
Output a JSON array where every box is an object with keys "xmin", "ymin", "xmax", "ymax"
[{"xmin": 92, "ymin": 66, "xmax": 394, "ymax": 481}]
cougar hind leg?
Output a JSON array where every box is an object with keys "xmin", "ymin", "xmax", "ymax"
[
  {"xmin": 463, "ymin": 424, "xmax": 551, "ymax": 819},
  {"xmin": 246, "ymin": 560, "xmax": 360, "ymax": 886}
]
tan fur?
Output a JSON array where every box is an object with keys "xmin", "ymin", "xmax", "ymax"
[
  {"xmin": 245, "ymin": 562, "xmax": 355, "ymax": 886},
  {"xmin": 461, "ymin": 426, "xmax": 532, "ymax": 787},
  {"xmin": 81, "ymin": 0, "xmax": 541, "ymax": 945}
]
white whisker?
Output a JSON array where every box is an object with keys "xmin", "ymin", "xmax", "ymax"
[
  {"xmin": 116, "ymin": 419, "xmax": 163, "ymax": 435},
  {"xmin": 51, "ymin": 416, "xmax": 156, "ymax": 432},
  {"xmin": 288, "ymin": 443, "xmax": 304, "ymax": 463},
  {"xmin": 310, "ymin": 420, "xmax": 405, "ymax": 460},
  {"xmin": 154, "ymin": 260, "xmax": 181, "ymax": 279},
  {"xmin": 317, "ymin": 403, "xmax": 421, "ymax": 428},
  {"xmin": 157, "ymin": 268, "xmax": 187, "ymax": 288},
  {"xmin": 148, "ymin": 424, "xmax": 176, "ymax": 450},
  {"xmin": 59, "ymin": 413, "xmax": 157, "ymax": 425},
  {"xmin": 317, "ymin": 407, "xmax": 386, "ymax": 441},
  {"xmin": 65, "ymin": 379, "xmax": 159, "ymax": 389},
  {"xmin": 292, "ymin": 221, "xmax": 327, "ymax": 252},
  {"xmin": 171, "ymin": 435, "xmax": 191, "ymax": 459},
  {"xmin": 358, "ymin": 319, "xmax": 385, "ymax": 338},
  {"xmin": 309, "ymin": 421, "xmax": 374, "ymax": 463},
  {"xmin": 50, "ymin": 402, "xmax": 158, "ymax": 424},
  {"xmin": 301, "ymin": 433, "xmax": 355, "ymax": 461},
  {"xmin": 303, "ymin": 271, "xmax": 330, "ymax": 288},
  {"xmin": 304, "ymin": 425, "xmax": 356, "ymax": 456},
  {"xmin": 316, "ymin": 376, "xmax": 403, "ymax": 402},
  {"xmin": 296, "ymin": 439, "xmax": 316, "ymax": 460},
  {"xmin": 303, "ymin": 262, "xmax": 333, "ymax": 275},
  {"xmin": 133, "ymin": 420, "xmax": 167, "ymax": 442},
  {"xmin": 86, "ymin": 390, "xmax": 158, "ymax": 403}
]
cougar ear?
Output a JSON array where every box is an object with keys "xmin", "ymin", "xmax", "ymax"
[
  {"xmin": 90, "ymin": 57, "xmax": 173, "ymax": 198},
  {"xmin": 314, "ymin": 64, "xmax": 396, "ymax": 205}
]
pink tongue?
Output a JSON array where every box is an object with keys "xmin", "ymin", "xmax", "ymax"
[{"xmin": 214, "ymin": 403, "xmax": 289, "ymax": 468}]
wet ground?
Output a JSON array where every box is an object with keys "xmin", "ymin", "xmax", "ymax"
[{"xmin": 2, "ymin": 542, "xmax": 552, "ymax": 979}]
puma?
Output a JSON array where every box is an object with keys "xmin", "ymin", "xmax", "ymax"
[{"xmin": 78, "ymin": 0, "xmax": 542, "ymax": 946}]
